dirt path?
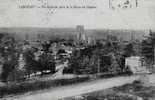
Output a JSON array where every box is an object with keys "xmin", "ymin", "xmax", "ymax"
[{"xmin": 3, "ymin": 75, "xmax": 142, "ymax": 100}]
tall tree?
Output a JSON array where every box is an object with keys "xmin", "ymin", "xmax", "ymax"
[
  {"xmin": 0, "ymin": 35, "xmax": 19, "ymax": 81},
  {"xmin": 141, "ymin": 30, "xmax": 155, "ymax": 65},
  {"xmin": 124, "ymin": 43, "xmax": 135, "ymax": 57},
  {"xmin": 23, "ymin": 49, "xmax": 37, "ymax": 77}
]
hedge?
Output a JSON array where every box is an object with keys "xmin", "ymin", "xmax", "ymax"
[{"xmin": 0, "ymin": 76, "xmax": 89, "ymax": 98}]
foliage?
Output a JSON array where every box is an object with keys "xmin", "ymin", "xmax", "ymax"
[
  {"xmin": 68, "ymin": 46, "xmax": 100, "ymax": 74},
  {"xmin": 0, "ymin": 34, "xmax": 19, "ymax": 82},
  {"xmin": 68, "ymin": 38, "xmax": 125, "ymax": 75},
  {"xmin": 57, "ymin": 49, "xmax": 66, "ymax": 54},
  {"xmin": 141, "ymin": 30, "xmax": 155, "ymax": 65},
  {"xmin": 42, "ymin": 41, "xmax": 51, "ymax": 53},
  {"xmin": 123, "ymin": 43, "xmax": 135, "ymax": 57},
  {"xmin": 23, "ymin": 49, "xmax": 38, "ymax": 76},
  {"xmin": 0, "ymin": 33, "xmax": 57, "ymax": 82},
  {"xmin": 0, "ymin": 76, "xmax": 89, "ymax": 98},
  {"xmin": 38, "ymin": 53, "xmax": 56, "ymax": 74},
  {"xmin": 23, "ymin": 49, "xmax": 56, "ymax": 76}
]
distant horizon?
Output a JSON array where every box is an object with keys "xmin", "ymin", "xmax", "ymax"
[
  {"xmin": 0, "ymin": 26, "xmax": 153, "ymax": 32},
  {"xmin": 0, "ymin": 26, "xmax": 150, "ymax": 41}
]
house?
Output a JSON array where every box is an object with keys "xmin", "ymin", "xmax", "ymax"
[{"xmin": 125, "ymin": 56, "xmax": 150, "ymax": 74}]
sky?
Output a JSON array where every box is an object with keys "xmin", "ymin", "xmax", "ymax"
[{"xmin": 0, "ymin": 0, "xmax": 155, "ymax": 30}]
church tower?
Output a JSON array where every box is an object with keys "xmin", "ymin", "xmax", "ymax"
[{"xmin": 76, "ymin": 25, "xmax": 86, "ymax": 43}]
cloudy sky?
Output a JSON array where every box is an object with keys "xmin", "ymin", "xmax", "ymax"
[{"xmin": 0, "ymin": 0, "xmax": 154, "ymax": 30}]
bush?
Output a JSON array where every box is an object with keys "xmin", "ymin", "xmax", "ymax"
[{"xmin": 0, "ymin": 76, "xmax": 89, "ymax": 98}]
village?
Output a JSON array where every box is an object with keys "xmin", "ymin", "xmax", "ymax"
[{"xmin": 0, "ymin": 26, "xmax": 155, "ymax": 100}]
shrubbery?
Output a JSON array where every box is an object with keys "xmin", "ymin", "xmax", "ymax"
[{"xmin": 0, "ymin": 76, "xmax": 89, "ymax": 98}]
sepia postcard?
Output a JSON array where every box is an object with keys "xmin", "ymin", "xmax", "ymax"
[{"xmin": 0, "ymin": 0, "xmax": 155, "ymax": 100}]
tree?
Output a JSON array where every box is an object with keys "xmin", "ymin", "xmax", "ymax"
[
  {"xmin": 23, "ymin": 49, "xmax": 38, "ymax": 77},
  {"xmin": 141, "ymin": 40, "xmax": 153, "ymax": 63},
  {"xmin": 67, "ymin": 39, "xmax": 125, "ymax": 75},
  {"xmin": 124, "ymin": 43, "xmax": 135, "ymax": 57},
  {"xmin": 42, "ymin": 41, "xmax": 51, "ymax": 53},
  {"xmin": 1, "ymin": 61, "xmax": 16, "ymax": 81},
  {"xmin": 100, "ymin": 55, "xmax": 111, "ymax": 72},
  {"xmin": 141, "ymin": 30, "xmax": 155, "ymax": 66},
  {"xmin": 0, "ymin": 35, "xmax": 19, "ymax": 82},
  {"xmin": 67, "ymin": 47, "xmax": 96, "ymax": 74},
  {"xmin": 57, "ymin": 49, "xmax": 66, "ymax": 54},
  {"xmin": 38, "ymin": 53, "xmax": 56, "ymax": 74}
]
